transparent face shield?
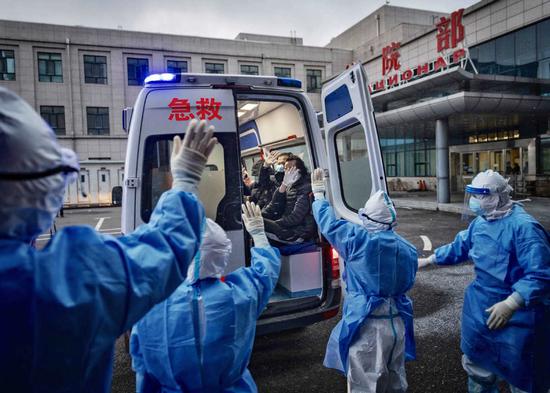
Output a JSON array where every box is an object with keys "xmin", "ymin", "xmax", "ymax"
[{"xmin": 463, "ymin": 185, "xmax": 491, "ymax": 221}]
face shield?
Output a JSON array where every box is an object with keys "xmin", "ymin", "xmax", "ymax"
[
  {"xmin": 463, "ymin": 184, "xmax": 492, "ymax": 220},
  {"xmin": 463, "ymin": 170, "xmax": 514, "ymax": 221}
]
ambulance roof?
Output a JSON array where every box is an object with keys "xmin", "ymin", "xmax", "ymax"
[{"xmin": 143, "ymin": 73, "xmax": 303, "ymax": 90}]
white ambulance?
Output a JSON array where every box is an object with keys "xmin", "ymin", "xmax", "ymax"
[{"xmin": 121, "ymin": 64, "xmax": 386, "ymax": 334}]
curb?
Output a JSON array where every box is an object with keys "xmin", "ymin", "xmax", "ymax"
[{"xmin": 394, "ymin": 199, "xmax": 463, "ymax": 215}]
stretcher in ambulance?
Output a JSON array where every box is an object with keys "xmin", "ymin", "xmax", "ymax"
[{"xmin": 121, "ymin": 64, "xmax": 386, "ymax": 334}]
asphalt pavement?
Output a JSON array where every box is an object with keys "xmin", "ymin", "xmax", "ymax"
[{"xmin": 44, "ymin": 206, "xmax": 544, "ymax": 393}]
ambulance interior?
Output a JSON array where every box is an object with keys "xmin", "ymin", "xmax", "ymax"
[
  {"xmin": 140, "ymin": 99, "xmax": 325, "ymax": 305},
  {"xmin": 237, "ymin": 99, "xmax": 324, "ymax": 303}
]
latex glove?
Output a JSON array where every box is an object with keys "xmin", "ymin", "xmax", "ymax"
[
  {"xmin": 282, "ymin": 167, "xmax": 300, "ymax": 188},
  {"xmin": 171, "ymin": 120, "xmax": 217, "ymax": 193},
  {"xmin": 311, "ymin": 168, "xmax": 326, "ymax": 200},
  {"xmin": 263, "ymin": 149, "xmax": 281, "ymax": 167},
  {"xmin": 418, "ymin": 254, "xmax": 436, "ymax": 269},
  {"xmin": 485, "ymin": 294, "xmax": 522, "ymax": 330},
  {"xmin": 242, "ymin": 201, "xmax": 269, "ymax": 248}
]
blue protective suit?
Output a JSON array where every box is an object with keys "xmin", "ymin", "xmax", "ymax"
[
  {"xmin": 130, "ymin": 246, "xmax": 281, "ymax": 393},
  {"xmin": 0, "ymin": 190, "xmax": 204, "ymax": 392},
  {"xmin": 434, "ymin": 204, "xmax": 550, "ymax": 393},
  {"xmin": 312, "ymin": 199, "xmax": 418, "ymax": 374}
]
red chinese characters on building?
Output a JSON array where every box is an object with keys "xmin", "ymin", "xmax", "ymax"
[
  {"xmin": 436, "ymin": 8, "xmax": 465, "ymax": 52},
  {"xmin": 168, "ymin": 98, "xmax": 223, "ymax": 121},
  {"xmin": 168, "ymin": 98, "xmax": 194, "ymax": 121},
  {"xmin": 382, "ymin": 42, "xmax": 401, "ymax": 75}
]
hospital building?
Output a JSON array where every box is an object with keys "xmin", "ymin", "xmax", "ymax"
[{"xmin": 1, "ymin": 0, "xmax": 549, "ymax": 205}]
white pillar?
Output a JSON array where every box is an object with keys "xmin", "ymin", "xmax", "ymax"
[{"xmin": 436, "ymin": 118, "xmax": 450, "ymax": 203}]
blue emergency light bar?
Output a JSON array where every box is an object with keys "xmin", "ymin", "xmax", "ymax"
[
  {"xmin": 277, "ymin": 78, "xmax": 302, "ymax": 88},
  {"xmin": 144, "ymin": 73, "xmax": 181, "ymax": 84}
]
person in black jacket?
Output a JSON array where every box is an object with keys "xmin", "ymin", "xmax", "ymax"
[
  {"xmin": 248, "ymin": 159, "xmax": 276, "ymax": 209},
  {"xmin": 261, "ymin": 154, "xmax": 317, "ymax": 245}
]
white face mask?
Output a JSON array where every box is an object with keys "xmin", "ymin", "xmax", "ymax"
[{"xmin": 274, "ymin": 164, "xmax": 285, "ymax": 173}]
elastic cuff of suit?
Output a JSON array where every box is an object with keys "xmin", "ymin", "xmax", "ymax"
[
  {"xmin": 313, "ymin": 192, "xmax": 325, "ymax": 200},
  {"xmin": 508, "ymin": 292, "xmax": 524, "ymax": 308},
  {"xmin": 172, "ymin": 182, "xmax": 198, "ymax": 194}
]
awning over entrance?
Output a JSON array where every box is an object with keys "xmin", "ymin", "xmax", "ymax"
[{"xmin": 373, "ymin": 68, "xmax": 550, "ymax": 127}]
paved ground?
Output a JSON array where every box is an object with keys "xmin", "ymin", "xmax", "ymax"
[{"xmin": 43, "ymin": 205, "xmax": 549, "ymax": 393}]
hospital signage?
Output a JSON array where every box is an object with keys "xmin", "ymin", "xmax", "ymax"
[{"xmin": 370, "ymin": 8, "xmax": 466, "ymax": 94}]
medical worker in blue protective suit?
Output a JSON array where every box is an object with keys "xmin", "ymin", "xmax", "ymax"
[
  {"xmin": 418, "ymin": 169, "xmax": 550, "ymax": 393},
  {"xmin": 0, "ymin": 86, "xmax": 217, "ymax": 393},
  {"xmin": 310, "ymin": 168, "xmax": 418, "ymax": 393},
  {"xmin": 130, "ymin": 201, "xmax": 281, "ymax": 393}
]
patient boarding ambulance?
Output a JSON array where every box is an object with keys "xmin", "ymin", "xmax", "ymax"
[{"xmin": 121, "ymin": 64, "xmax": 386, "ymax": 333}]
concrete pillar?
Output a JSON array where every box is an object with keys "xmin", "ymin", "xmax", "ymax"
[{"xmin": 436, "ymin": 118, "xmax": 450, "ymax": 203}]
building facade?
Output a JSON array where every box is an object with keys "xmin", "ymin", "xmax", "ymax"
[
  {"xmin": 1, "ymin": 0, "xmax": 550, "ymax": 206},
  {"xmin": 329, "ymin": 0, "xmax": 550, "ymax": 198},
  {"xmin": 0, "ymin": 21, "xmax": 351, "ymax": 206}
]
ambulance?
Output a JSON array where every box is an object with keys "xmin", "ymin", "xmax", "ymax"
[{"xmin": 121, "ymin": 64, "xmax": 386, "ymax": 334}]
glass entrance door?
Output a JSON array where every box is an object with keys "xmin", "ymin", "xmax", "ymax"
[
  {"xmin": 450, "ymin": 152, "xmax": 461, "ymax": 192},
  {"xmin": 504, "ymin": 148, "xmax": 521, "ymax": 175},
  {"xmin": 477, "ymin": 151, "xmax": 490, "ymax": 172}
]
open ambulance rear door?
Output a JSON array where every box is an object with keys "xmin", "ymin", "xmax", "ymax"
[{"xmin": 321, "ymin": 64, "xmax": 386, "ymax": 223}]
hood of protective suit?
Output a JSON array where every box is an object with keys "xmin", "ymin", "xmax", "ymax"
[
  {"xmin": 358, "ymin": 190, "xmax": 397, "ymax": 233},
  {"xmin": 470, "ymin": 170, "xmax": 513, "ymax": 221},
  {"xmin": 187, "ymin": 218, "xmax": 232, "ymax": 283},
  {"xmin": 0, "ymin": 87, "xmax": 79, "ymax": 241}
]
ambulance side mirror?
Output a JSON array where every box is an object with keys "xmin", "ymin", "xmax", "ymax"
[{"xmin": 122, "ymin": 107, "xmax": 133, "ymax": 133}]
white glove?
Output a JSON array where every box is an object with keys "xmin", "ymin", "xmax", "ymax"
[
  {"xmin": 282, "ymin": 167, "xmax": 300, "ymax": 188},
  {"xmin": 242, "ymin": 201, "xmax": 269, "ymax": 248},
  {"xmin": 311, "ymin": 168, "xmax": 326, "ymax": 200},
  {"xmin": 485, "ymin": 293, "xmax": 522, "ymax": 330},
  {"xmin": 418, "ymin": 254, "xmax": 436, "ymax": 269},
  {"xmin": 171, "ymin": 120, "xmax": 217, "ymax": 193}
]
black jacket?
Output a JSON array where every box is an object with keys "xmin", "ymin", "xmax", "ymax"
[
  {"xmin": 249, "ymin": 166, "xmax": 277, "ymax": 209},
  {"xmin": 262, "ymin": 176, "xmax": 317, "ymax": 241}
]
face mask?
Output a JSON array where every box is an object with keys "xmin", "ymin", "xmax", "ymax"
[
  {"xmin": 274, "ymin": 164, "xmax": 285, "ymax": 173},
  {"xmin": 469, "ymin": 197, "xmax": 485, "ymax": 216}
]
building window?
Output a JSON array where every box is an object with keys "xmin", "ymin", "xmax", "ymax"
[
  {"xmin": 38, "ymin": 52, "xmax": 63, "ymax": 83},
  {"xmin": 167, "ymin": 60, "xmax": 188, "ymax": 74},
  {"xmin": 515, "ymin": 25, "xmax": 537, "ymax": 78},
  {"xmin": 471, "ymin": 18, "xmax": 550, "ymax": 79},
  {"xmin": 87, "ymin": 107, "xmax": 110, "ymax": 136},
  {"xmin": 127, "ymin": 58, "xmax": 149, "ymax": 86},
  {"xmin": 0, "ymin": 50, "xmax": 15, "ymax": 81},
  {"xmin": 241, "ymin": 64, "xmax": 259, "ymax": 75},
  {"xmin": 495, "ymin": 34, "xmax": 515, "ymax": 76},
  {"xmin": 205, "ymin": 62, "xmax": 224, "ymax": 74},
  {"xmin": 306, "ymin": 69, "xmax": 322, "ymax": 92},
  {"xmin": 40, "ymin": 106, "xmax": 65, "ymax": 135},
  {"xmin": 84, "ymin": 55, "xmax": 107, "ymax": 84},
  {"xmin": 379, "ymin": 124, "xmax": 436, "ymax": 177},
  {"xmin": 274, "ymin": 66, "xmax": 291, "ymax": 78}
]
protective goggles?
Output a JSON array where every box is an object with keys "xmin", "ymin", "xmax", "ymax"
[{"xmin": 359, "ymin": 212, "xmax": 395, "ymax": 228}]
